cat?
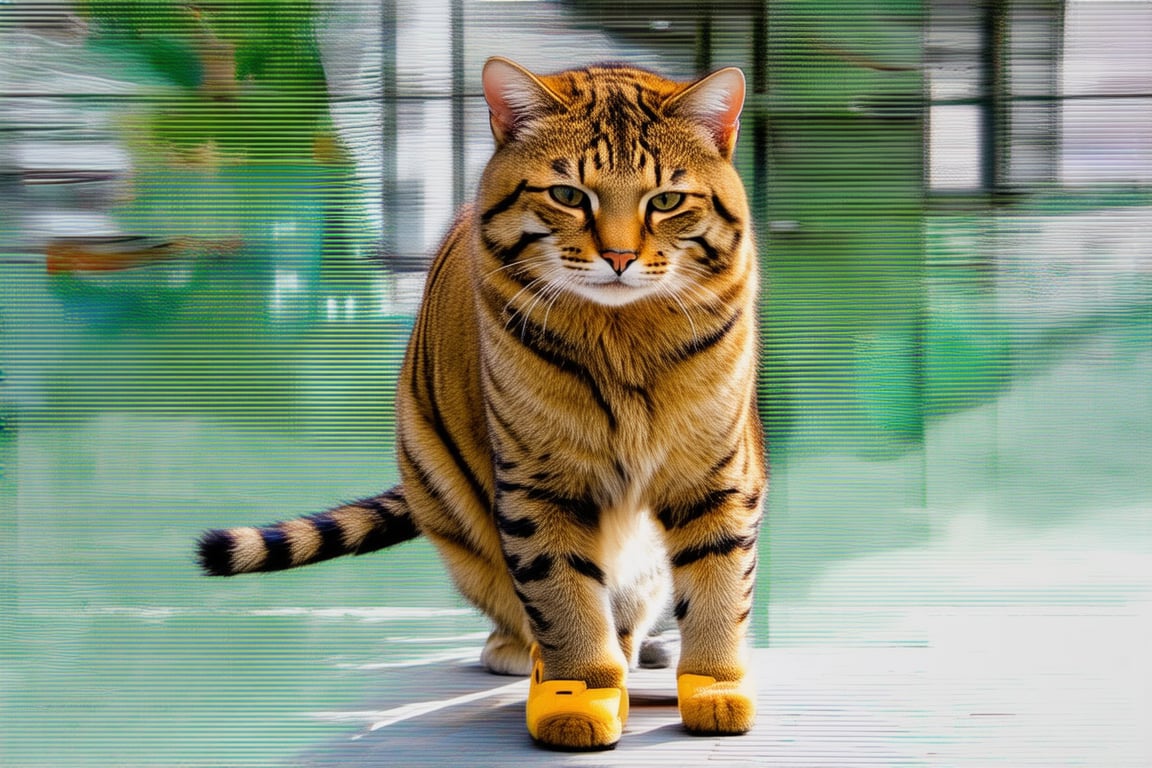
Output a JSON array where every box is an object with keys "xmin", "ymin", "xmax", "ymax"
[{"xmin": 198, "ymin": 57, "xmax": 765, "ymax": 751}]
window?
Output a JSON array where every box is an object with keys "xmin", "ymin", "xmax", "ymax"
[
  {"xmin": 1060, "ymin": 0, "xmax": 1152, "ymax": 184},
  {"xmin": 929, "ymin": 0, "xmax": 1152, "ymax": 193}
]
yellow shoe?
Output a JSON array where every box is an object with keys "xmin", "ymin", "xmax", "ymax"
[
  {"xmin": 526, "ymin": 648, "xmax": 627, "ymax": 751},
  {"xmin": 677, "ymin": 673, "xmax": 756, "ymax": 735}
]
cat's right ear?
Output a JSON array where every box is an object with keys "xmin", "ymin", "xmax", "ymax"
[
  {"xmin": 665, "ymin": 67, "xmax": 746, "ymax": 158},
  {"xmin": 482, "ymin": 58, "xmax": 565, "ymax": 145}
]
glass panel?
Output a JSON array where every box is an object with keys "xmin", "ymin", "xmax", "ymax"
[
  {"xmin": 926, "ymin": 0, "xmax": 984, "ymax": 101},
  {"xmin": 1063, "ymin": 0, "xmax": 1152, "ymax": 97},
  {"xmin": 1062, "ymin": 98, "xmax": 1152, "ymax": 183},
  {"xmin": 1061, "ymin": 0, "xmax": 1152, "ymax": 184},
  {"xmin": 930, "ymin": 104, "xmax": 983, "ymax": 189}
]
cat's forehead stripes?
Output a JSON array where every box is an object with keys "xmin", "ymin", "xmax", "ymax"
[
  {"xmin": 550, "ymin": 64, "xmax": 680, "ymax": 104},
  {"xmin": 535, "ymin": 64, "xmax": 688, "ymax": 183}
]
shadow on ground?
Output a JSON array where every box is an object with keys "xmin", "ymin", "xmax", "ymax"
[{"xmin": 294, "ymin": 651, "xmax": 934, "ymax": 768}]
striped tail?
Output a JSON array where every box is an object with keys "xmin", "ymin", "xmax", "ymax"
[{"xmin": 197, "ymin": 486, "xmax": 419, "ymax": 576}]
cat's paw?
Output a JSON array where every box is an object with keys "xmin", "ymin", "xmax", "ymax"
[
  {"xmin": 480, "ymin": 630, "xmax": 533, "ymax": 676},
  {"xmin": 638, "ymin": 635, "xmax": 673, "ymax": 669},
  {"xmin": 527, "ymin": 661, "xmax": 625, "ymax": 751},
  {"xmin": 677, "ymin": 674, "xmax": 756, "ymax": 735},
  {"xmin": 532, "ymin": 711, "xmax": 621, "ymax": 751}
]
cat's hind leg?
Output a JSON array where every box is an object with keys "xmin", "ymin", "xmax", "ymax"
[
  {"xmin": 415, "ymin": 520, "xmax": 534, "ymax": 677},
  {"xmin": 395, "ymin": 415, "xmax": 535, "ymax": 677},
  {"xmin": 480, "ymin": 626, "xmax": 533, "ymax": 676}
]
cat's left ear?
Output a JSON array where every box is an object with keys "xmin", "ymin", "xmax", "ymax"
[
  {"xmin": 482, "ymin": 57, "xmax": 566, "ymax": 146},
  {"xmin": 666, "ymin": 67, "xmax": 746, "ymax": 158}
]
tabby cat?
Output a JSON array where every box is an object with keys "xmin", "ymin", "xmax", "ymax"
[{"xmin": 198, "ymin": 57, "xmax": 766, "ymax": 751}]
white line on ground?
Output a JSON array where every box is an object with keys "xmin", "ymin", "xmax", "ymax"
[{"xmin": 308, "ymin": 678, "xmax": 529, "ymax": 737}]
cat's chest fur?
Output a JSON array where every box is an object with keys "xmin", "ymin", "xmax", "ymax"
[{"xmin": 477, "ymin": 305, "xmax": 748, "ymax": 505}]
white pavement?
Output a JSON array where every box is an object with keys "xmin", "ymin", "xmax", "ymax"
[{"xmin": 296, "ymin": 616, "xmax": 1150, "ymax": 768}]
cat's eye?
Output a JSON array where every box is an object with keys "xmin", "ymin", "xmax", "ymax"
[
  {"xmin": 649, "ymin": 192, "xmax": 683, "ymax": 212},
  {"xmin": 549, "ymin": 185, "xmax": 586, "ymax": 208}
]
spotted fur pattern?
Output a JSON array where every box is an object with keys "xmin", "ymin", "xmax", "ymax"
[{"xmin": 198, "ymin": 57, "xmax": 766, "ymax": 744}]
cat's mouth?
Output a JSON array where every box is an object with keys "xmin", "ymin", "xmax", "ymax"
[
  {"xmin": 568, "ymin": 273, "xmax": 658, "ymax": 307},
  {"xmin": 586, "ymin": 274, "xmax": 645, "ymax": 290}
]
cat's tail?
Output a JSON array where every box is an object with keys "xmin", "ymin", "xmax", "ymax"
[{"xmin": 197, "ymin": 486, "xmax": 419, "ymax": 576}]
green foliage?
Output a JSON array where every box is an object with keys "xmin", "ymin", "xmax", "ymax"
[
  {"xmin": 77, "ymin": 0, "xmax": 326, "ymax": 89},
  {"xmin": 77, "ymin": 0, "xmax": 332, "ymax": 160}
]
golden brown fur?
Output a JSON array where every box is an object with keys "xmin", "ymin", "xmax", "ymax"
[{"xmin": 199, "ymin": 58, "xmax": 765, "ymax": 749}]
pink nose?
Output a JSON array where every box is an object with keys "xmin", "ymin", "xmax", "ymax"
[{"xmin": 601, "ymin": 250, "xmax": 638, "ymax": 275}]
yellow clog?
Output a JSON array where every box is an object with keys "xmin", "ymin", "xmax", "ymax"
[
  {"xmin": 677, "ymin": 673, "xmax": 756, "ymax": 735},
  {"xmin": 526, "ymin": 650, "xmax": 627, "ymax": 750}
]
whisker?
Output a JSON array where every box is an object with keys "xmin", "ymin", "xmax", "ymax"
[
  {"xmin": 517, "ymin": 283, "xmax": 547, "ymax": 331},
  {"xmin": 539, "ymin": 277, "xmax": 569, "ymax": 338},
  {"xmin": 485, "ymin": 255, "xmax": 553, "ymax": 282},
  {"xmin": 657, "ymin": 282, "xmax": 699, "ymax": 349},
  {"xmin": 503, "ymin": 273, "xmax": 554, "ymax": 333},
  {"xmin": 515, "ymin": 267, "xmax": 566, "ymax": 341},
  {"xmin": 670, "ymin": 263, "xmax": 726, "ymax": 309}
]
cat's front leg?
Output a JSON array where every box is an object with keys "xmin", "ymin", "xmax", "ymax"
[
  {"xmin": 658, "ymin": 471, "xmax": 764, "ymax": 735},
  {"xmin": 495, "ymin": 483, "xmax": 627, "ymax": 750}
]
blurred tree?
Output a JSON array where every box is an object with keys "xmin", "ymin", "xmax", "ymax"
[{"xmin": 77, "ymin": 0, "xmax": 339, "ymax": 163}]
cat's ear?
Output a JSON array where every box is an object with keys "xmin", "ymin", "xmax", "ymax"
[
  {"xmin": 665, "ymin": 67, "xmax": 746, "ymax": 158},
  {"xmin": 482, "ymin": 57, "xmax": 566, "ymax": 145}
]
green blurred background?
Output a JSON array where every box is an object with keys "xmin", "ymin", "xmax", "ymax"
[{"xmin": 1, "ymin": 1, "xmax": 1150, "ymax": 765}]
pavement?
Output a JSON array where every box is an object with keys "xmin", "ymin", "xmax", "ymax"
[{"xmin": 294, "ymin": 614, "xmax": 1152, "ymax": 768}]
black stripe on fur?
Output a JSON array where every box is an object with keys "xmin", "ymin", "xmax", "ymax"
[
  {"xmin": 567, "ymin": 554, "xmax": 605, "ymax": 584},
  {"xmin": 667, "ymin": 309, "xmax": 741, "ymax": 364},
  {"xmin": 656, "ymin": 487, "xmax": 741, "ymax": 530},
  {"xmin": 259, "ymin": 527, "xmax": 294, "ymax": 572},
  {"xmin": 671, "ymin": 532, "xmax": 757, "ymax": 569},
  {"xmin": 356, "ymin": 495, "xmax": 420, "ymax": 554},
  {"xmin": 309, "ymin": 513, "xmax": 350, "ymax": 561},
  {"xmin": 481, "ymin": 180, "xmax": 528, "ymax": 223},
  {"xmin": 197, "ymin": 529, "xmax": 237, "ymax": 576}
]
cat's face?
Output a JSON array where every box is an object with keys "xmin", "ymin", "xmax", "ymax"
[{"xmin": 478, "ymin": 60, "xmax": 751, "ymax": 309}]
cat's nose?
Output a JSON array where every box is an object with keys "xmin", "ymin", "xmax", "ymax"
[{"xmin": 601, "ymin": 249, "xmax": 638, "ymax": 276}]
